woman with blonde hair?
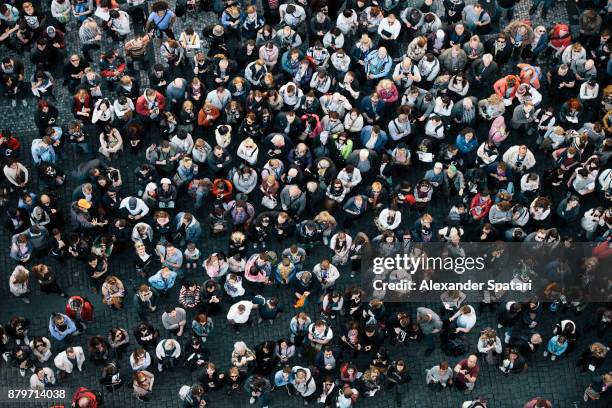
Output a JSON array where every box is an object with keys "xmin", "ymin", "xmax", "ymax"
[
  {"xmin": 132, "ymin": 370, "xmax": 154, "ymax": 401},
  {"xmin": 577, "ymin": 342, "xmax": 609, "ymax": 372},
  {"xmin": 245, "ymin": 58, "xmax": 268, "ymax": 88},
  {"xmin": 359, "ymin": 367, "xmax": 382, "ymax": 397},
  {"xmin": 237, "ymin": 137, "xmax": 259, "ymax": 165},
  {"xmin": 478, "ymin": 93, "xmax": 506, "ymax": 120},
  {"xmin": 314, "ymin": 211, "xmax": 337, "ymax": 245},
  {"xmin": 376, "ymin": 79, "xmax": 399, "ymax": 105},
  {"xmin": 477, "ymin": 328, "xmax": 502, "ymax": 365},
  {"xmin": 9, "ymin": 265, "xmax": 30, "ymax": 303},
  {"xmin": 101, "ymin": 276, "xmax": 125, "ymax": 310}
]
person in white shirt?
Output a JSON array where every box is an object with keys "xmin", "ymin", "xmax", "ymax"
[
  {"xmin": 279, "ymin": 3, "xmax": 306, "ymax": 28},
  {"xmin": 227, "ymin": 300, "xmax": 255, "ymax": 333},
  {"xmin": 330, "ymin": 49, "xmax": 351, "ymax": 79},
  {"xmin": 376, "ymin": 208, "xmax": 402, "ymax": 231},
  {"xmin": 336, "ymin": 9, "xmax": 358, "ymax": 36},
  {"xmin": 130, "ymin": 348, "xmax": 152, "ymax": 371},
  {"xmin": 279, "ymin": 82, "xmax": 304, "ymax": 109},
  {"xmin": 337, "ymin": 165, "xmax": 362, "ymax": 191},
  {"xmin": 377, "ymin": 13, "xmax": 401, "ymax": 57},
  {"xmin": 425, "ymin": 115, "xmax": 445, "ymax": 140},
  {"xmin": 119, "ymin": 196, "xmax": 150, "ymax": 220},
  {"xmin": 155, "ymin": 338, "xmax": 181, "ymax": 372},
  {"xmin": 107, "ymin": 9, "xmax": 130, "ymax": 39},
  {"xmin": 54, "ymin": 346, "xmax": 85, "ymax": 376},
  {"xmin": 307, "ymin": 320, "xmax": 333, "ymax": 350},
  {"xmin": 312, "ymin": 259, "xmax": 340, "ymax": 290},
  {"xmin": 30, "ymin": 367, "xmax": 56, "ymax": 390},
  {"xmin": 450, "ymin": 305, "xmax": 477, "ymax": 333}
]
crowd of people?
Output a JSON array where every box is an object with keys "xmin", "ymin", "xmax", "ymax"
[{"xmin": 0, "ymin": 0, "xmax": 611, "ymax": 407}]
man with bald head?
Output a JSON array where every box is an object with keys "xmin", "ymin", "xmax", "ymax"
[
  {"xmin": 454, "ymin": 354, "xmax": 480, "ymax": 393},
  {"xmin": 280, "ymin": 184, "xmax": 306, "ymax": 219},
  {"xmin": 468, "ymin": 53, "xmax": 499, "ymax": 96}
]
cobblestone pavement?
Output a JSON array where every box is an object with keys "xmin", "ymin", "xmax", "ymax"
[{"xmin": 0, "ymin": 1, "xmax": 610, "ymax": 407}]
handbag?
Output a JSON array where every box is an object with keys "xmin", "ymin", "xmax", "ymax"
[{"xmin": 261, "ymin": 195, "xmax": 277, "ymax": 209}]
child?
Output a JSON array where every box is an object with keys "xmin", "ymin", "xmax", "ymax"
[{"xmin": 183, "ymin": 242, "xmax": 200, "ymax": 270}]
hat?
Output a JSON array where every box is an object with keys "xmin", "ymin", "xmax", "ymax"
[
  {"xmin": 46, "ymin": 26, "xmax": 56, "ymax": 36},
  {"xmin": 434, "ymin": 162, "xmax": 443, "ymax": 169},
  {"xmin": 128, "ymin": 197, "xmax": 138, "ymax": 210},
  {"xmin": 160, "ymin": 178, "xmax": 171, "ymax": 184},
  {"xmin": 447, "ymin": 165, "xmax": 458, "ymax": 175},
  {"xmin": 77, "ymin": 199, "xmax": 91, "ymax": 209}
]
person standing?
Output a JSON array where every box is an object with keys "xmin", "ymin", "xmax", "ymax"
[{"xmin": 417, "ymin": 307, "xmax": 443, "ymax": 356}]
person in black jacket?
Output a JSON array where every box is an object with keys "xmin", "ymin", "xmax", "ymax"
[
  {"xmin": 386, "ymin": 360, "xmax": 412, "ymax": 407},
  {"xmin": 498, "ymin": 348, "xmax": 526, "ymax": 374},
  {"xmin": 576, "ymin": 342, "xmax": 609, "ymax": 372},
  {"xmin": 199, "ymin": 361, "xmax": 225, "ymax": 393},
  {"xmin": 133, "ymin": 322, "xmax": 160, "ymax": 350},
  {"xmin": 99, "ymin": 361, "xmax": 122, "ymax": 391}
]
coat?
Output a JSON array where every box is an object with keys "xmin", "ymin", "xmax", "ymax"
[
  {"xmin": 135, "ymin": 91, "xmax": 166, "ymax": 117},
  {"xmin": 439, "ymin": 48, "xmax": 468, "ymax": 74},
  {"xmin": 54, "ymin": 346, "xmax": 85, "ymax": 373}
]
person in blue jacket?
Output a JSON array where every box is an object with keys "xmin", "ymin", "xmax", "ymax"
[
  {"xmin": 148, "ymin": 266, "xmax": 178, "ymax": 296},
  {"xmin": 455, "ymin": 127, "xmax": 479, "ymax": 166},
  {"xmin": 359, "ymin": 93, "xmax": 385, "ymax": 125},
  {"xmin": 360, "ymin": 125, "xmax": 388, "ymax": 154},
  {"xmin": 49, "ymin": 313, "xmax": 77, "ymax": 351}
]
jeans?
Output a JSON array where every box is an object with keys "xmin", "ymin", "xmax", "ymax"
[
  {"xmin": 424, "ymin": 333, "xmax": 435, "ymax": 351},
  {"xmin": 496, "ymin": 5, "xmax": 514, "ymax": 21}
]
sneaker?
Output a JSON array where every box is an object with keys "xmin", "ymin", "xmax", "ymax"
[
  {"xmin": 323, "ymin": 237, "xmax": 329, "ymax": 245},
  {"xmin": 21, "ymin": 297, "xmax": 30, "ymax": 304},
  {"xmin": 583, "ymin": 393, "xmax": 589, "ymax": 402},
  {"xmin": 21, "ymin": 99, "xmax": 27, "ymax": 107},
  {"xmin": 157, "ymin": 363, "xmax": 163, "ymax": 372},
  {"xmin": 550, "ymin": 355, "xmax": 556, "ymax": 361},
  {"xmin": 249, "ymin": 397, "xmax": 256, "ymax": 404},
  {"xmin": 19, "ymin": 368, "xmax": 26, "ymax": 377},
  {"xmin": 504, "ymin": 333, "xmax": 510, "ymax": 344},
  {"xmin": 2, "ymin": 352, "xmax": 9, "ymax": 362},
  {"xmin": 11, "ymin": 100, "xmax": 16, "ymax": 107},
  {"xmin": 543, "ymin": 351, "xmax": 548, "ymax": 357}
]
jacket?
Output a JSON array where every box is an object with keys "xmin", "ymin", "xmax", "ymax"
[
  {"xmin": 439, "ymin": 48, "xmax": 468, "ymax": 74},
  {"xmin": 135, "ymin": 91, "xmax": 166, "ymax": 117},
  {"xmin": 54, "ymin": 346, "xmax": 85, "ymax": 373},
  {"xmin": 502, "ymin": 146, "xmax": 536, "ymax": 171},
  {"xmin": 174, "ymin": 213, "xmax": 202, "ymax": 242},
  {"xmin": 291, "ymin": 366, "xmax": 316, "ymax": 396},
  {"xmin": 148, "ymin": 269, "xmax": 177, "ymax": 291},
  {"xmin": 280, "ymin": 186, "xmax": 306, "ymax": 216}
]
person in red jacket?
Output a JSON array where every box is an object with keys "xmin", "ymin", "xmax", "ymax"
[
  {"xmin": 211, "ymin": 178, "xmax": 233, "ymax": 205},
  {"xmin": 469, "ymin": 189, "xmax": 493, "ymax": 221},
  {"xmin": 493, "ymin": 75, "xmax": 520, "ymax": 105},
  {"xmin": 65, "ymin": 296, "xmax": 95, "ymax": 334},
  {"xmin": 136, "ymin": 88, "xmax": 166, "ymax": 121},
  {"xmin": 71, "ymin": 387, "xmax": 100, "ymax": 408}
]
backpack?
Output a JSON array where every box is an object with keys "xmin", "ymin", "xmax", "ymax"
[{"xmin": 443, "ymin": 336, "xmax": 467, "ymax": 356}]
